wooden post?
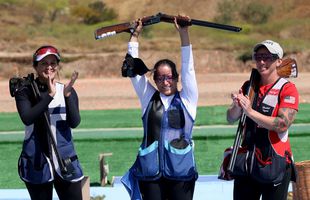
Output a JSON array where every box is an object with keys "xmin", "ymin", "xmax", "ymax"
[{"xmin": 99, "ymin": 152, "xmax": 113, "ymax": 186}]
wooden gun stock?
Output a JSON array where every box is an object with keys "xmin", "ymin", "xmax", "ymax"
[
  {"xmin": 277, "ymin": 58, "xmax": 298, "ymax": 78},
  {"xmin": 95, "ymin": 14, "xmax": 161, "ymax": 40},
  {"xmin": 95, "ymin": 22, "xmax": 132, "ymax": 40}
]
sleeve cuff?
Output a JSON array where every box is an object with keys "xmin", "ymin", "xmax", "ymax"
[{"xmin": 181, "ymin": 44, "xmax": 192, "ymax": 53}]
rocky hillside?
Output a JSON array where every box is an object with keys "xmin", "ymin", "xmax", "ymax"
[{"xmin": 0, "ymin": 0, "xmax": 309, "ymax": 80}]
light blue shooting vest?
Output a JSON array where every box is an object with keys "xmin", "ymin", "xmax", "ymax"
[
  {"xmin": 121, "ymin": 92, "xmax": 198, "ymax": 199},
  {"xmin": 131, "ymin": 91, "xmax": 198, "ymax": 181},
  {"xmin": 18, "ymin": 83, "xmax": 83, "ymax": 184}
]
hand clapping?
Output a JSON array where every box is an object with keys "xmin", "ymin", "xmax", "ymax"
[{"xmin": 64, "ymin": 71, "xmax": 79, "ymax": 97}]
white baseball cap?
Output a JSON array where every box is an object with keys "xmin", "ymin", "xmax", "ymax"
[{"xmin": 253, "ymin": 40, "xmax": 283, "ymax": 59}]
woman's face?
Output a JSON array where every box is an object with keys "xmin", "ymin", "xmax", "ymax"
[
  {"xmin": 35, "ymin": 55, "xmax": 58, "ymax": 82},
  {"xmin": 154, "ymin": 64, "xmax": 178, "ymax": 96},
  {"xmin": 254, "ymin": 47, "xmax": 281, "ymax": 77}
]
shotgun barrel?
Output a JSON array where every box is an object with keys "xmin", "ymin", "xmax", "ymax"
[
  {"xmin": 159, "ymin": 13, "xmax": 242, "ymax": 32},
  {"xmin": 95, "ymin": 12, "xmax": 242, "ymax": 40}
]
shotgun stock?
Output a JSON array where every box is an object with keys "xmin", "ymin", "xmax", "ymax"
[
  {"xmin": 277, "ymin": 58, "xmax": 298, "ymax": 78},
  {"xmin": 95, "ymin": 14, "xmax": 161, "ymax": 40},
  {"xmin": 94, "ymin": 12, "xmax": 242, "ymax": 40}
]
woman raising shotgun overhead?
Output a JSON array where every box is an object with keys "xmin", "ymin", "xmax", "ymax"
[{"xmin": 121, "ymin": 15, "xmax": 198, "ymax": 200}]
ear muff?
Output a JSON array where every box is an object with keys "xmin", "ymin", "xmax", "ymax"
[{"xmin": 121, "ymin": 53, "xmax": 149, "ymax": 77}]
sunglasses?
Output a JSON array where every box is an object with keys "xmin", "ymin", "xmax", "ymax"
[
  {"xmin": 155, "ymin": 75, "xmax": 175, "ymax": 83},
  {"xmin": 253, "ymin": 53, "xmax": 278, "ymax": 62},
  {"xmin": 38, "ymin": 61, "xmax": 58, "ymax": 68}
]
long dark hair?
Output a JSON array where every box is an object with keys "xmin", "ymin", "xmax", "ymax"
[{"xmin": 153, "ymin": 59, "xmax": 179, "ymax": 81}]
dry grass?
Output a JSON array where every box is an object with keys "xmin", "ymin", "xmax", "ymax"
[{"xmin": 0, "ymin": 0, "xmax": 310, "ymax": 80}]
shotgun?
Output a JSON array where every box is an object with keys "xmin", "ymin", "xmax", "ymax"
[
  {"xmin": 227, "ymin": 68, "xmax": 260, "ymax": 174},
  {"xmin": 94, "ymin": 12, "xmax": 242, "ymax": 40}
]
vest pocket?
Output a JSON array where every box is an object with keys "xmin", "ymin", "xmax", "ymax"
[
  {"xmin": 18, "ymin": 152, "xmax": 52, "ymax": 184},
  {"xmin": 163, "ymin": 141, "xmax": 196, "ymax": 180},
  {"xmin": 251, "ymin": 148, "xmax": 287, "ymax": 184},
  {"xmin": 132, "ymin": 141, "xmax": 159, "ymax": 179}
]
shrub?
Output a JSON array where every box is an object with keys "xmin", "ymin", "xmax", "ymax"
[
  {"xmin": 214, "ymin": 0, "xmax": 236, "ymax": 24},
  {"xmin": 238, "ymin": 51, "xmax": 253, "ymax": 63},
  {"xmin": 240, "ymin": 2, "xmax": 273, "ymax": 24},
  {"xmin": 71, "ymin": 1, "xmax": 117, "ymax": 25}
]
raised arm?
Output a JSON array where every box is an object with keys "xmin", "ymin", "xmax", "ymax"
[
  {"xmin": 126, "ymin": 18, "xmax": 156, "ymax": 113},
  {"xmin": 176, "ymin": 15, "xmax": 198, "ymax": 119},
  {"xmin": 174, "ymin": 16, "xmax": 190, "ymax": 47}
]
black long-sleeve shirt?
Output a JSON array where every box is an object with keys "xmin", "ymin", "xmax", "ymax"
[{"xmin": 15, "ymin": 79, "xmax": 80, "ymax": 128}]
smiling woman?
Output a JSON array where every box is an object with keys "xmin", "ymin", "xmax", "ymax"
[
  {"xmin": 11, "ymin": 45, "xmax": 85, "ymax": 200},
  {"xmin": 33, "ymin": 46, "xmax": 61, "ymax": 87},
  {"xmin": 153, "ymin": 59, "xmax": 179, "ymax": 96},
  {"xmin": 118, "ymin": 16, "xmax": 200, "ymax": 200},
  {"xmin": 226, "ymin": 40, "xmax": 300, "ymax": 200}
]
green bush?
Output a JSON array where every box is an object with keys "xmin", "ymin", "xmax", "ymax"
[
  {"xmin": 30, "ymin": 2, "xmax": 46, "ymax": 24},
  {"xmin": 238, "ymin": 51, "xmax": 253, "ymax": 63},
  {"xmin": 214, "ymin": 0, "xmax": 237, "ymax": 24},
  {"xmin": 71, "ymin": 1, "xmax": 117, "ymax": 25},
  {"xmin": 214, "ymin": 0, "xmax": 273, "ymax": 25},
  {"xmin": 240, "ymin": 2, "xmax": 273, "ymax": 24},
  {"xmin": 0, "ymin": 0, "xmax": 21, "ymax": 5}
]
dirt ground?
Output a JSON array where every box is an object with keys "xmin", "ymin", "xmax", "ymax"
[{"xmin": 1, "ymin": 73, "xmax": 309, "ymax": 113}]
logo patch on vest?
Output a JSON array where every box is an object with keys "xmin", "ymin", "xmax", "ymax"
[{"xmin": 262, "ymin": 105, "xmax": 272, "ymax": 114}]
